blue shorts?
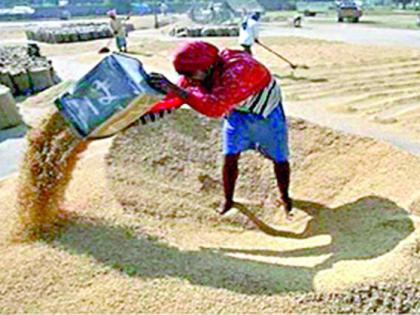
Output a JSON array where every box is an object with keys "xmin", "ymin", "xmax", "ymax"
[
  {"xmin": 222, "ymin": 106, "xmax": 289, "ymax": 162},
  {"xmin": 116, "ymin": 36, "xmax": 127, "ymax": 50}
]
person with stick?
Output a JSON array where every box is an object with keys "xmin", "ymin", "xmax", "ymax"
[
  {"xmin": 238, "ymin": 11, "xmax": 307, "ymax": 70},
  {"xmin": 108, "ymin": 9, "xmax": 130, "ymax": 53},
  {"xmin": 238, "ymin": 11, "xmax": 261, "ymax": 55},
  {"xmin": 145, "ymin": 41, "xmax": 293, "ymax": 217}
]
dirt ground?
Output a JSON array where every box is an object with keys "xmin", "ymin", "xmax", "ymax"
[{"xmin": 0, "ymin": 19, "xmax": 420, "ymax": 313}]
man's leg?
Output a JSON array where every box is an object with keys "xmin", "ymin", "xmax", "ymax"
[
  {"xmin": 221, "ymin": 153, "xmax": 241, "ymax": 215},
  {"xmin": 221, "ymin": 111, "xmax": 251, "ymax": 215},
  {"xmin": 274, "ymin": 160, "xmax": 292, "ymax": 214},
  {"xmin": 116, "ymin": 37, "xmax": 122, "ymax": 52},
  {"xmin": 122, "ymin": 37, "xmax": 128, "ymax": 53},
  {"xmin": 251, "ymin": 106, "xmax": 292, "ymax": 215}
]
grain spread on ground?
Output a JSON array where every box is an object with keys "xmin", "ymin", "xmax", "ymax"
[{"xmin": 0, "ymin": 31, "xmax": 419, "ymax": 313}]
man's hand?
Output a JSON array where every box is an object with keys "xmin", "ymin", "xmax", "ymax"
[
  {"xmin": 148, "ymin": 73, "xmax": 173, "ymax": 94},
  {"xmin": 148, "ymin": 72, "xmax": 188, "ymax": 98}
]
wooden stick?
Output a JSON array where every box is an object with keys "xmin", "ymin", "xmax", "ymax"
[{"xmin": 257, "ymin": 42, "xmax": 309, "ymax": 70}]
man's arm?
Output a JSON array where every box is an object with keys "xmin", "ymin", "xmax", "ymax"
[
  {"xmin": 143, "ymin": 73, "xmax": 188, "ymax": 115},
  {"xmin": 253, "ymin": 21, "xmax": 260, "ymax": 44},
  {"xmin": 148, "ymin": 72, "xmax": 234, "ymax": 117},
  {"xmin": 148, "ymin": 73, "xmax": 239, "ymax": 117},
  {"xmin": 148, "ymin": 73, "xmax": 188, "ymax": 99},
  {"xmin": 147, "ymin": 56, "xmax": 272, "ymax": 118}
]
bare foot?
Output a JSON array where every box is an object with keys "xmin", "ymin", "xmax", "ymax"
[
  {"xmin": 285, "ymin": 211, "xmax": 294, "ymax": 221},
  {"xmin": 284, "ymin": 197, "xmax": 293, "ymax": 214},
  {"xmin": 276, "ymin": 197, "xmax": 294, "ymax": 220},
  {"xmin": 219, "ymin": 199, "xmax": 234, "ymax": 215}
]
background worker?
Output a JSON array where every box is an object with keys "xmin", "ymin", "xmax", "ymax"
[
  {"xmin": 160, "ymin": 2, "xmax": 169, "ymax": 16},
  {"xmin": 239, "ymin": 11, "xmax": 261, "ymax": 54},
  {"xmin": 145, "ymin": 41, "xmax": 292, "ymax": 217},
  {"xmin": 293, "ymin": 14, "xmax": 302, "ymax": 28},
  {"xmin": 108, "ymin": 10, "xmax": 129, "ymax": 53}
]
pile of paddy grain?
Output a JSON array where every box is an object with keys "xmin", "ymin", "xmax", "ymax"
[
  {"xmin": 107, "ymin": 109, "xmax": 420, "ymax": 224},
  {"xmin": 14, "ymin": 111, "xmax": 89, "ymax": 241},
  {"xmin": 298, "ymin": 281, "xmax": 420, "ymax": 313},
  {"xmin": 106, "ymin": 107, "xmax": 420, "ymax": 300}
]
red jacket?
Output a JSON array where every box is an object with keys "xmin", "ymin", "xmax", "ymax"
[{"xmin": 146, "ymin": 49, "xmax": 272, "ymax": 118}]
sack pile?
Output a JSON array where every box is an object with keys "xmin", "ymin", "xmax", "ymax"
[
  {"xmin": 0, "ymin": 44, "xmax": 57, "ymax": 96},
  {"xmin": 25, "ymin": 23, "xmax": 135, "ymax": 44},
  {"xmin": 170, "ymin": 25, "xmax": 239, "ymax": 38}
]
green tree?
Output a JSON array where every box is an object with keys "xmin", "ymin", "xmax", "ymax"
[
  {"xmin": 4, "ymin": 0, "xmax": 31, "ymax": 8},
  {"xmin": 393, "ymin": 0, "xmax": 412, "ymax": 9},
  {"xmin": 110, "ymin": 0, "xmax": 131, "ymax": 12}
]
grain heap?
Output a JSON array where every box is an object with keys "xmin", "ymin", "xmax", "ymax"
[
  {"xmin": 105, "ymin": 109, "xmax": 420, "ymax": 311},
  {"xmin": 298, "ymin": 281, "xmax": 420, "ymax": 313},
  {"xmin": 107, "ymin": 109, "xmax": 420, "ymax": 227},
  {"xmin": 14, "ymin": 111, "xmax": 89, "ymax": 241}
]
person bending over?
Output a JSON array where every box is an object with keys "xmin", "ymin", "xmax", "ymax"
[{"xmin": 146, "ymin": 41, "xmax": 292, "ymax": 216}]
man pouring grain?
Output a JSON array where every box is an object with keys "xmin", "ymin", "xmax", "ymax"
[{"xmin": 145, "ymin": 41, "xmax": 293, "ymax": 217}]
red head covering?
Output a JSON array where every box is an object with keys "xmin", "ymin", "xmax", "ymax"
[{"xmin": 173, "ymin": 41, "xmax": 219, "ymax": 73}]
